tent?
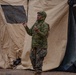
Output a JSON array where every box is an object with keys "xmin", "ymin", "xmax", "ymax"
[
  {"xmin": 0, "ymin": 0, "xmax": 76, "ymax": 72},
  {"xmin": 57, "ymin": 0, "xmax": 76, "ymax": 72}
]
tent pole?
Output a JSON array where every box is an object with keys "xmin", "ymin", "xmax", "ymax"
[{"xmin": 27, "ymin": 0, "xmax": 29, "ymax": 23}]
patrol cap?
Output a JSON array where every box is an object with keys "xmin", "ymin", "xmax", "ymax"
[{"xmin": 37, "ymin": 11, "xmax": 47, "ymax": 18}]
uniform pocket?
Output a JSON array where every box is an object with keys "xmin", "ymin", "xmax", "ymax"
[{"xmin": 39, "ymin": 49, "xmax": 47, "ymax": 58}]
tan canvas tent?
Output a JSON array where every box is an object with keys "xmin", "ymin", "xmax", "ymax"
[{"xmin": 0, "ymin": 0, "xmax": 69, "ymax": 71}]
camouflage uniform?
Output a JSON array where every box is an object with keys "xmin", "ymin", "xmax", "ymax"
[{"xmin": 25, "ymin": 11, "xmax": 49, "ymax": 73}]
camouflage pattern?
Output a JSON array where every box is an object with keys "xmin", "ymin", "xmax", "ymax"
[
  {"xmin": 25, "ymin": 21, "xmax": 49, "ymax": 48},
  {"xmin": 25, "ymin": 13, "xmax": 49, "ymax": 48},
  {"xmin": 25, "ymin": 11, "xmax": 49, "ymax": 73},
  {"xmin": 30, "ymin": 47, "xmax": 47, "ymax": 73},
  {"xmin": 37, "ymin": 11, "xmax": 47, "ymax": 18}
]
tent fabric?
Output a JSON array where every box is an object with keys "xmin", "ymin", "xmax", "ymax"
[
  {"xmin": 58, "ymin": 4, "xmax": 76, "ymax": 71},
  {"xmin": 0, "ymin": 0, "xmax": 27, "ymax": 68},
  {"xmin": 0, "ymin": 0, "xmax": 69, "ymax": 71},
  {"xmin": 18, "ymin": 0, "xmax": 69, "ymax": 71}
]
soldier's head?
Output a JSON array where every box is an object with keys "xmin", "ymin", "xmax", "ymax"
[{"xmin": 37, "ymin": 11, "xmax": 47, "ymax": 21}]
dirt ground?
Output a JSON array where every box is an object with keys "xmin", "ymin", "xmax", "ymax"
[{"xmin": 0, "ymin": 69, "xmax": 75, "ymax": 75}]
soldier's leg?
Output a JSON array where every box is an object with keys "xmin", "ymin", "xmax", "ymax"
[
  {"xmin": 35, "ymin": 48, "xmax": 47, "ymax": 73},
  {"xmin": 35, "ymin": 55, "xmax": 44, "ymax": 73},
  {"xmin": 30, "ymin": 50, "xmax": 36, "ymax": 70}
]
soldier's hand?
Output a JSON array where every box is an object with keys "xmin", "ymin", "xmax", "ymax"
[
  {"xmin": 34, "ymin": 26, "xmax": 39, "ymax": 32},
  {"xmin": 22, "ymin": 22, "xmax": 27, "ymax": 27}
]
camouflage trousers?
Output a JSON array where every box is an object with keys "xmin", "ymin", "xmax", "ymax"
[{"xmin": 30, "ymin": 47, "xmax": 47, "ymax": 73}]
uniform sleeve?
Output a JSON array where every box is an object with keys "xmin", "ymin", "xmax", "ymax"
[
  {"xmin": 37, "ymin": 24, "xmax": 49, "ymax": 37},
  {"xmin": 25, "ymin": 26, "xmax": 32, "ymax": 36}
]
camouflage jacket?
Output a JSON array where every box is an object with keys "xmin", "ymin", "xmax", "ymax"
[{"xmin": 25, "ymin": 21, "xmax": 49, "ymax": 49}]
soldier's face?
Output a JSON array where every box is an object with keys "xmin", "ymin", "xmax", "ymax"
[{"xmin": 37, "ymin": 14, "xmax": 43, "ymax": 21}]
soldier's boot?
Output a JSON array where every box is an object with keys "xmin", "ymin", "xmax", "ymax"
[
  {"xmin": 34, "ymin": 72, "xmax": 41, "ymax": 75},
  {"xmin": 35, "ymin": 68, "xmax": 42, "ymax": 75}
]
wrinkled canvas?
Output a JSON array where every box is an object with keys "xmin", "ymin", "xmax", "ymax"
[{"xmin": 0, "ymin": 0, "xmax": 69, "ymax": 71}]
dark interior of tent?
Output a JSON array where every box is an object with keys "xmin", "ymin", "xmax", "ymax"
[{"xmin": 52, "ymin": 0, "xmax": 76, "ymax": 73}]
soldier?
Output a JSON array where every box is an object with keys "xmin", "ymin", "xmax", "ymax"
[{"xmin": 23, "ymin": 11, "xmax": 49, "ymax": 75}]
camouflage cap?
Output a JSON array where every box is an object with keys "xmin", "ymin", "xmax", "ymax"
[{"xmin": 37, "ymin": 11, "xmax": 47, "ymax": 18}]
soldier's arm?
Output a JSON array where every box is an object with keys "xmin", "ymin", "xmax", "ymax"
[
  {"xmin": 22, "ymin": 22, "xmax": 32, "ymax": 36},
  {"xmin": 24, "ymin": 26, "xmax": 32, "ymax": 36},
  {"xmin": 37, "ymin": 24, "xmax": 49, "ymax": 37}
]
